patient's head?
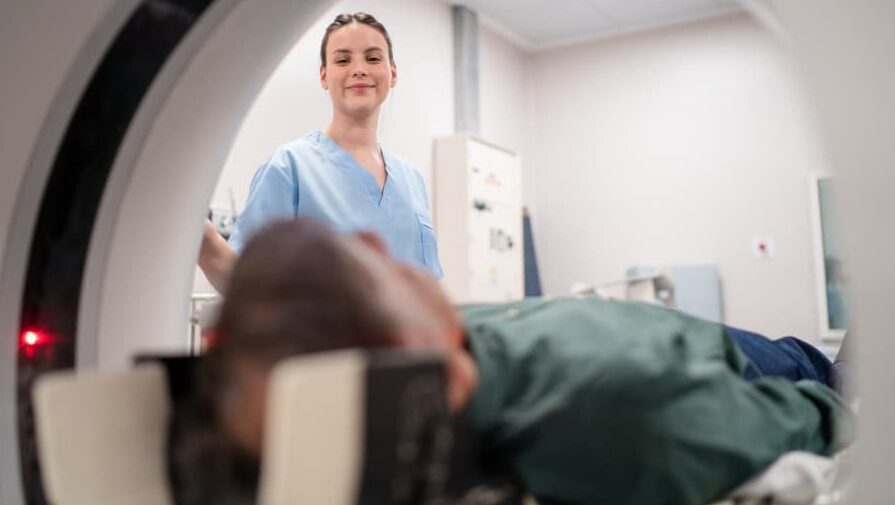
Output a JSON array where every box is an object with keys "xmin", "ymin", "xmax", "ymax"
[
  {"xmin": 216, "ymin": 218, "xmax": 462, "ymax": 357},
  {"xmin": 210, "ymin": 219, "xmax": 469, "ymax": 455},
  {"xmin": 217, "ymin": 219, "xmax": 392, "ymax": 359}
]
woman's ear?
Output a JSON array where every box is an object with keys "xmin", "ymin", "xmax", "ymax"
[
  {"xmin": 320, "ymin": 65, "xmax": 329, "ymax": 90},
  {"xmin": 390, "ymin": 62, "xmax": 397, "ymax": 88}
]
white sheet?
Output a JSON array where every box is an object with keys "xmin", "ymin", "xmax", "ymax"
[{"xmin": 717, "ymin": 450, "xmax": 853, "ymax": 505}]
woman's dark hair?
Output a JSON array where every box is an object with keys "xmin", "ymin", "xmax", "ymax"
[{"xmin": 320, "ymin": 12, "xmax": 394, "ymax": 67}]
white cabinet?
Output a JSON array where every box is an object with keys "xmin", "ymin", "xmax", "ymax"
[{"xmin": 434, "ymin": 134, "xmax": 523, "ymax": 302}]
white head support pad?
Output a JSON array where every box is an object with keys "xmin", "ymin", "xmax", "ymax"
[
  {"xmin": 259, "ymin": 350, "xmax": 366, "ymax": 505},
  {"xmin": 33, "ymin": 364, "xmax": 172, "ymax": 505}
]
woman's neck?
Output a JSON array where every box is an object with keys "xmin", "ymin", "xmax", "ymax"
[{"xmin": 325, "ymin": 112, "xmax": 380, "ymax": 151}]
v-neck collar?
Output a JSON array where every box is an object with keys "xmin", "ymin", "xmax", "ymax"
[{"xmin": 315, "ymin": 130, "xmax": 391, "ymax": 206}]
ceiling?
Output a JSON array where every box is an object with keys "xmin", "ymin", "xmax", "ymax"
[{"xmin": 449, "ymin": 0, "xmax": 744, "ymax": 51}]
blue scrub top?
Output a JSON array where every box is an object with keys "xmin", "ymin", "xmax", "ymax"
[{"xmin": 229, "ymin": 130, "xmax": 443, "ymax": 278}]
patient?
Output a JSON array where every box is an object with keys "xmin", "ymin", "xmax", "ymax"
[{"xmin": 200, "ymin": 218, "xmax": 853, "ymax": 505}]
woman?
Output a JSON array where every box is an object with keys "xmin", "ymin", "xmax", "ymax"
[{"xmin": 199, "ymin": 12, "xmax": 441, "ymax": 292}]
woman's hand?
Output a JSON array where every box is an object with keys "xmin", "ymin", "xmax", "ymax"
[{"xmin": 198, "ymin": 220, "xmax": 237, "ymax": 293}]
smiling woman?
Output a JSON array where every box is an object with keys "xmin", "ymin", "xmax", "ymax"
[{"xmin": 197, "ymin": 12, "xmax": 442, "ymax": 293}]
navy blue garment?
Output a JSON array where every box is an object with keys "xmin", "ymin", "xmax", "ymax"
[
  {"xmin": 522, "ymin": 212, "xmax": 542, "ymax": 297},
  {"xmin": 724, "ymin": 325, "xmax": 837, "ymax": 388}
]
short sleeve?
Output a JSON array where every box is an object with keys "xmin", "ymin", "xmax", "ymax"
[
  {"xmin": 411, "ymin": 170, "xmax": 443, "ymax": 278},
  {"xmin": 413, "ymin": 170, "xmax": 432, "ymax": 210},
  {"xmin": 228, "ymin": 150, "xmax": 298, "ymax": 252}
]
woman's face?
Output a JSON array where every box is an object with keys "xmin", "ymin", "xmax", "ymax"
[{"xmin": 320, "ymin": 23, "xmax": 396, "ymax": 119}]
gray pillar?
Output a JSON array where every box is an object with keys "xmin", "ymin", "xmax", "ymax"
[{"xmin": 453, "ymin": 5, "xmax": 479, "ymax": 134}]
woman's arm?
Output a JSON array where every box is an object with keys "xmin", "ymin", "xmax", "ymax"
[{"xmin": 198, "ymin": 220, "xmax": 237, "ymax": 293}]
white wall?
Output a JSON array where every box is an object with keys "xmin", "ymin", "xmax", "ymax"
[
  {"xmin": 195, "ymin": 7, "xmax": 827, "ymax": 342},
  {"xmin": 213, "ymin": 0, "xmax": 454, "ymax": 208},
  {"xmin": 478, "ymin": 24, "xmax": 534, "ymax": 204},
  {"xmin": 194, "ymin": 0, "xmax": 455, "ymax": 293},
  {"xmin": 528, "ymin": 12, "xmax": 829, "ymax": 340}
]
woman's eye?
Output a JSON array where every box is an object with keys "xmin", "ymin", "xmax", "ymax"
[
  {"xmin": 367, "ymin": 57, "xmax": 381, "ymax": 63},
  {"xmin": 336, "ymin": 59, "xmax": 348, "ymax": 64}
]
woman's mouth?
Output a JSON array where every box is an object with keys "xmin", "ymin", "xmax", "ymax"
[{"xmin": 348, "ymin": 84, "xmax": 374, "ymax": 92}]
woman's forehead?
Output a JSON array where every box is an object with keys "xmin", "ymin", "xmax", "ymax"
[{"xmin": 327, "ymin": 23, "xmax": 388, "ymax": 53}]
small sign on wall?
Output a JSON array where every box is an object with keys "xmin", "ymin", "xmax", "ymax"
[{"xmin": 751, "ymin": 235, "xmax": 776, "ymax": 258}]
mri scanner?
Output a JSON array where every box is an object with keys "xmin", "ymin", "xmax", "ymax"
[{"xmin": 0, "ymin": 0, "xmax": 892, "ymax": 503}]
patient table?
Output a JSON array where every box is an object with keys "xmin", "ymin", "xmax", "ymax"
[{"xmin": 32, "ymin": 351, "xmax": 850, "ymax": 505}]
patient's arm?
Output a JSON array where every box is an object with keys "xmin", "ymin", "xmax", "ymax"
[
  {"xmin": 198, "ymin": 220, "xmax": 237, "ymax": 293},
  {"xmin": 641, "ymin": 367, "xmax": 854, "ymax": 505},
  {"xmin": 472, "ymin": 341, "xmax": 855, "ymax": 505}
]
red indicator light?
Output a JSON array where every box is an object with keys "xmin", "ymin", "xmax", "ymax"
[{"xmin": 21, "ymin": 330, "xmax": 41, "ymax": 347}]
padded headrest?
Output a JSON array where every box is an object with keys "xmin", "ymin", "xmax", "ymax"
[
  {"xmin": 259, "ymin": 349, "xmax": 524, "ymax": 505},
  {"xmin": 34, "ymin": 351, "xmax": 524, "ymax": 505},
  {"xmin": 33, "ymin": 364, "xmax": 173, "ymax": 505}
]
